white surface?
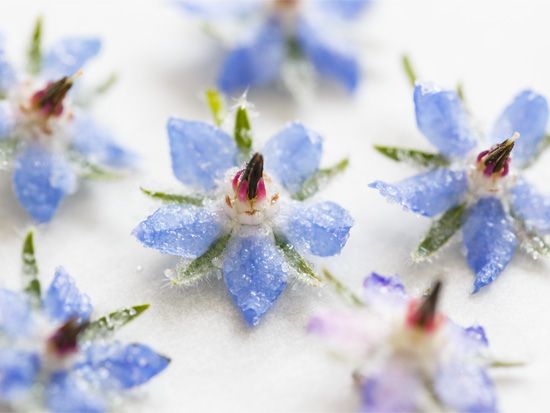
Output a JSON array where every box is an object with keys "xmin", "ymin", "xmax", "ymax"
[{"xmin": 1, "ymin": 0, "xmax": 549, "ymax": 412}]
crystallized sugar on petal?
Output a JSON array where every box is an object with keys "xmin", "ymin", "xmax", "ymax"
[
  {"xmin": 282, "ymin": 201, "xmax": 353, "ymax": 256},
  {"xmin": 509, "ymin": 179, "xmax": 550, "ymax": 234},
  {"xmin": 46, "ymin": 371, "xmax": 105, "ymax": 413},
  {"xmin": 133, "ymin": 204, "xmax": 223, "ymax": 258},
  {"xmin": 217, "ymin": 19, "xmax": 284, "ymax": 94},
  {"xmin": 223, "ymin": 228, "xmax": 288, "ymax": 327},
  {"xmin": 434, "ymin": 363, "xmax": 497, "ymax": 413},
  {"xmin": 362, "ymin": 273, "xmax": 407, "ymax": 306},
  {"xmin": 369, "ymin": 168, "xmax": 468, "ymax": 217},
  {"xmin": 0, "ymin": 349, "xmax": 41, "ymax": 401},
  {"xmin": 44, "ymin": 267, "xmax": 93, "ymax": 322},
  {"xmin": 414, "ymin": 83, "xmax": 477, "ymax": 158},
  {"xmin": 77, "ymin": 342, "xmax": 170, "ymax": 390},
  {"xmin": 0, "ymin": 289, "xmax": 32, "ymax": 337},
  {"xmin": 167, "ymin": 118, "xmax": 237, "ymax": 191},
  {"xmin": 263, "ymin": 122, "xmax": 323, "ymax": 193},
  {"xmin": 42, "ymin": 37, "xmax": 101, "ymax": 79},
  {"xmin": 491, "ymin": 90, "xmax": 548, "ymax": 166},
  {"xmin": 12, "ymin": 145, "xmax": 77, "ymax": 223},
  {"xmin": 462, "ymin": 197, "xmax": 518, "ymax": 293}
]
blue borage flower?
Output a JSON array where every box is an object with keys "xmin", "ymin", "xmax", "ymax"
[
  {"xmin": 370, "ymin": 81, "xmax": 550, "ymax": 292},
  {"xmin": 133, "ymin": 92, "xmax": 353, "ymax": 327},
  {"xmin": 0, "ymin": 18, "xmax": 135, "ymax": 223},
  {"xmin": 0, "ymin": 231, "xmax": 169, "ymax": 413},
  {"xmin": 174, "ymin": 0, "xmax": 370, "ymax": 95},
  {"xmin": 309, "ymin": 273, "xmax": 516, "ymax": 413}
]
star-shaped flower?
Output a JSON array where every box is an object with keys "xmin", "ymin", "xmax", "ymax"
[
  {"xmin": 175, "ymin": 0, "xmax": 370, "ymax": 95},
  {"xmin": 370, "ymin": 81, "xmax": 550, "ymax": 292},
  {"xmin": 0, "ymin": 232, "xmax": 169, "ymax": 412},
  {"xmin": 0, "ymin": 18, "xmax": 135, "ymax": 223},
  {"xmin": 309, "ymin": 273, "xmax": 516, "ymax": 413},
  {"xmin": 133, "ymin": 92, "xmax": 353, "ymax": 327}
]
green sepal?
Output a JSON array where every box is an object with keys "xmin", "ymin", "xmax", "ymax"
[
  {"xmin": 321, "ymin": 268, "xmax": 365, "ymax": 307},
  {"xmin": 21, "ymin": 230, "xmax": 41, "ymax": 304},
  {"xmin": 234, "ymin": 106, "xmax": 253, "ymax": 155},
  {"xmin": 413, "ymin": 203, "xmax": 467, "ymax": 262},
  {"xmin": 140, "ymin": 187, "xmax": 203, "ymax": 206},
  {"xmin": 374, "ymin": 145, "xmax": 449, "ymax": 168},
  {"xmin": 81, "ymin": 304, "xmax": 150, "ymax": 341},
  {"xmin": 274, "ymin": 233, "xmax": 321, "ymax": 285},
  {"xmin": 27, "ymin": 16, "xmax": 43, "ymax": 74},
  {"xmin": 402, "ymin": 54, "xmax": 417, "ymax": 88},
  {"xmin": 456, "ymin": 81, "xmax": 465, "ymax": 102},
  {"xmin": 95, "ymin": 73, "xmax": 118, "ymax": 95},
  {"xmin": 292, "ymin": 158, "xmax": 349, "ymax": 201},
  {"xmin": 172, "ymin": 233, "xmax": 231, "ymax": 286},
  {"xmin": 206, "ymin": 89, "xmax": 225, "ymax": 126},
  {"xmin": 517, "ymin": 222, "xmax": 550, "ymax": 259},
  {"xmin": 489, "ymin": 360, "xmax": 526, "ymax": 368},
  {"xmin": 526, "ymin": 134, "xmax": 550, "ymax": 167},
  {"xmin": 0, "ymin": 138, "xmax": 18, "ymax": 169},
  {"xmin": 68, "ymin": 152, "xmax": 122, "ymax": 180}
]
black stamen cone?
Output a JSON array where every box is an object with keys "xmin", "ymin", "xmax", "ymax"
[
  {"xmin": 484, "ymin": 138, "xmax": 515, "ymax": 174},
  {"xmin": 415, "ymin": 280, "xmax": 442, "ymax": 328},
  {"xmin": 49, "ymin": 317, "xmax": 89, "ymax": 355},
  {"xmin": 38, "ymin": 76, "xmax": 74, "ymax": 112},
  {"xmin": 241, "ymin": 152, "xmax": 264, "ymax": 200}
]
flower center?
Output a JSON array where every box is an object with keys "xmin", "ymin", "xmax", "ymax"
[
  {"xmin": 47, "ymin": 317, "xmax": 89, "ymax": 358},
  {"xmin": 405, "ymin": 281, "xmax": 443, "ymax": 333},
  {"xmin": 224, "ymin": 152, "xmax": 280, "ymax": 225}
]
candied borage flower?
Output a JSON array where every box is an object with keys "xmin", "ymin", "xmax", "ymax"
[
  {"xmin": 133, "ymin": 91, "xmax": 353, "ymax": 327},
  {"xmin": 370, "ymin": 81, "xmax": 550, "ymax": 293},
  {"xmin": 174, "ymin": 0, "xmax": 371, "ymax": 95},
  {"xmin": 309, "ymin": 273, "xmax": 519, "ymax": 413},
  {"xmin": 0, "ymin": 231, "xmax": 169, "ymax": 413},
  {"xmin": 0, "ymin": 18, "xmax": 135, "ymax": 223}
]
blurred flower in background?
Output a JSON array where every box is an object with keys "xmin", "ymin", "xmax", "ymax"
[
  {"xmin": 174, "ymin": 0, "xmax": 370, "ymax": 97},
  {"xmin": 0, "ymin": 18, "xmax": 136, "ymax": 223},
  {"xmin": 0, "ymin": 232, "xmax": 169, "ymax": 413}
]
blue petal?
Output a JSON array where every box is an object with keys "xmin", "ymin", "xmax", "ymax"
[
  {"xmin": 77, "ymin": 342, "xmax": 169, "ymax": 390},
  {"xmin": 223, "ymin": 228, "xmax": 288, "ymax": 326},
  {"xmin": 491, "ymin": 90, "xmax": 548, "ymax": 166},
  {"xmin": 217, "ymin": 19, "xmax": 284, "ymax": 94},
  {"xmin": 71, "ymin": 115, "xmax": 136, "ymax": 168},
  {"xmin": 369, "ymin": 168, "xmax": 468, "ymax": 217},
  {"xmin": 263, "ymin": 122, "xmax": 323, "ymax": 193},
  {"xmin": 46, "ymin": 371, "xmax": 105, "ymax": 413},
  {"xmin": 282, "ymin": 201, "xmax": 353, "ymax": 256},
  {"xmin": 434, "ymin": 363, "xmax": 497, "ymax": 413},
  {"xmin": 0, "ymin": 349, "xmax": 40, "ymax": 401},
  {"xmin": 44, "ymin": 267, "xmax": 93, "ymax": 323},
  {"xmin": 509, "ymin": 179, "xmax": 550, "ymax": 234},
  {"xmin": 464, "ymin": 325, "xmax": 489, "ymax": 347},
  {"xmin": 133, "ymin": 204, "xmax": 223, "ymax": 258},
  {"xmin": 173, "ymin": 0, "xmax": 261, "ymax": 18},
  {"xmin": 363, "ymin": 273, "xmax": 406, "ymax": 296},
  {"xmin": 167, "ymin": 118, "xmax": 237, "ymax": 191},
  {"xmin": 0, "ymin": 48, "xmax": 15, "ymax": 93},
  {"xmin": 42, "ymin": 37, "xmax": 101, "ymax": 79},
  {"xmin": 296, "ymin": 19, "xmax": 360, "ymax": 92},
  {"xmin": 414, "ymin": 82, "xmax": 477, "ymax": 158},
  {"xmin": 0, "ymin": 101, "xmax": 15, "ymax": 140},
  {"xmin": 12, "ymin": 145, "xmax": 77, "ymax": 223},
  {"xmin": 0, "ymin": 289, "xmax": 32, "ymax": 337},
  {"xmin": 316, "ymin": 0, "xmax": 371, "ymax": 19},
  {"xmin": 462, "ymin": 197, "xmax": 518, "ymax": 293}
]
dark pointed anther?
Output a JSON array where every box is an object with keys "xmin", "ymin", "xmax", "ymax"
[
  {"xmin": 241, "ymin": 152, "xmax": 264, "ymax": 200},
  {"xmin": 477, "ymin": 133, "xmax": 519, "ymax": 177},
  {"xmin": 48, "ymin": 317, "xmax": 89, "ymax": 356},
  {"xmin": 31, "ymin": 76, "xmax": 75, "ymax": 117},
  {"xmin": 414, "ymin": 280, "xmax": 442, "ymax": 329}
]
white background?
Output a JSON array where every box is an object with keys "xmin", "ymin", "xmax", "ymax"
[{"xmin": 1, "ymin": 0, "xmax": 549, "ymax": 412}]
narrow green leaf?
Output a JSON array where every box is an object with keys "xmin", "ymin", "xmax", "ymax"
[
  {"xmin": 140, "ymin": 187, "xmax": 203, "ymax": 206},
  {"xmin": 322, "ymin": 268, "xmax": 365, "ymax": 307},
  {"xmin": 206, "ymin": 89, "xmax": 225, "ymax": 126},
  {"xmin": 489, "ymin": 360, "xmax": 526, "ymax": 368},
  {"xmin": 456, "ymin": 81, "xmax": 465, "ymax": 102},
  {"xmin": 374, "ymin": 145, "xmax": 450, "ymax": 168},
  {"xmin": 292, "ymin": 158, "xmax": 349, "ymax": 201},
  {"xmin": 21, "ymin": 230, "xmax": 41, "ymax": 303},
  {"xmin": 274, "ymin": 233, "xmax": 321, "ymax": 285},
  {"xmin": 234, "ymin": 106, "xmax": 253, "ymax": 154},
  {"xmin": 0, "ymin": 138, "xmax": 18, "ymax": 170},
  {"xmin": 413, "ymin": 203, "xmax": 467, "ymax": 262},
  {"xmin": 68, "ymin": 152, "xmax": 122, "ymax": 180},
  {"xmin": 172, "ymin": 233, "xmax": 231, "ymax": 286},
  {"xmin": 95, "ymin": 73, "xmax": 118, "ymax": 94},
  {"xmin": 402, "ymin": 55, "xmax": 417, "ymax": 88},
  {"xmin": 514, "ymin": 216, "xmax": 550, "ymax": 259},
  {"xmin": 527, "ymin": 134, "xmax": 550, "ymax": 167},
  {"xmin": 27, "ymin": 16, "xmax": 43, "ymax": 74},
  {"xmin": 82, "ymin": 304, "xmax": 150, "ymax": 340}
]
